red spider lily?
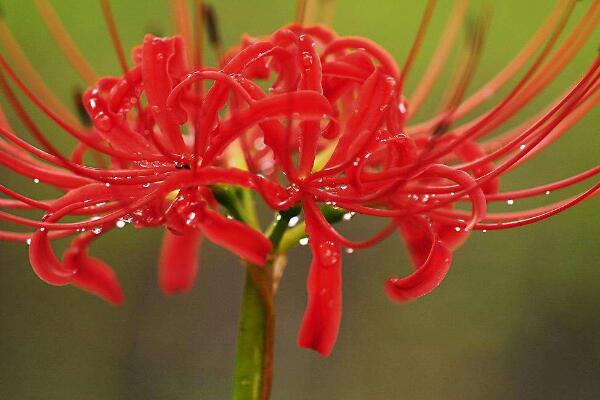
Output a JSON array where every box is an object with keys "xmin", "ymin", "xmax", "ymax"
[
  {"xmin": 0, "ymin": 0, "xmax": 598, "ymax": 361},
  {"xmin": 0, "ymin": 3, "xmax": 282, "ymax": 303},
  {"xmin": 218, "ymin": 2, "xmax": 600, "ymax": 355}
]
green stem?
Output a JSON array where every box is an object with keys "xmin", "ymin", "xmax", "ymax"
[
  {"xmin": 232, "ymin": 267, "xmax": 272, "ymax": 400},
  {"xmin": 232, "ymin": 208, "xmax": 299, "ymax": 400}
]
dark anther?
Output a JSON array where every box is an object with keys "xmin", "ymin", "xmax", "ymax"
[
  {"xmin": 72, "ymin": 87, "xmax": 91, "ymax": 126},
  {"xmin": 203, "ymin": 5, "xmax": 221, "ymax": 48}
]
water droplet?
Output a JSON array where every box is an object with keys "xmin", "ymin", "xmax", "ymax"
[
  {"xmin": 93, "ymin": 113, "xmax": 113, "ymax": 132},
  {"xmin": 454, "ymin": 227, "xmax": 462, "ymax": 232},
  {"xmin": 299, "ymin": 237, "xmax": 309, "ymax": 246},
  {"xmin": 253, "ymin": 137, "xmax": 266, "ymax": 150},
  {"xmin": 26, "ymin": 238, "xmax": 32, "ymax": 245},
  {"xmin": 398, "ymin": 102, "xmax": 407, "ymax": 114},
  {"xmin": 545, "ymin": 190, "xmax": 551, "ymax": 195},
  {"xmin": 519, "ymin": 144, "xmax": 526, "ymax": 150},
  {"xmin": 186, "ymin": 212, "xmax": 197, "ymax": 226},
  {"xmin": 33, "ymin": 178, "xmax": 40, "ymax": 184},
  {"xmin": 342, "ymin": 212, "xmax": 355, "ymax": 221},
  {"xmin": 92, "ymin": 227, "xmax": 102, "ymax": 235},
  {"xmin": 507, "ymin": 199, "xmax": 514, "ymax": 205},
  {"xmin": 115, "ymin": 220, "xmax": 126, "ymax": 228},
  {"xmin": 345, "ymin": 247, "xmax": 354, "ymax": 254},
  {"xmin": 482, "ymin": 229, "xmax": 487, "ymax": 233},
  {"xmin": 105, "ymin": 182, "xmax": 111, "ymax": 187},
  {"xmin": 301, "ymin": 52, "xmax": 313, "ymax": 68},
  {"xmin": 317, "ymin": 241, "xmax": 340, "ymax": 267},
  {"xmin": 288, "ymin": 216, "xmax": 300, "ymax": 227}
]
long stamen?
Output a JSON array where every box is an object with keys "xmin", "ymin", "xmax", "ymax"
[
  {"xmin": 407, "ymin": 0, "xmax": 580, "ymax": 135},
  {"xmin": 399, "ymin": 0, "xmax": 437, "ymax": 85},
  {"xmin": 455, "ymin": 0, "xmax": 575, "ymax": 117},
  {"xmin": 0, "ymin": 53, "xmax": 166, "ymax": 161},
  {"xmin": 432, "ymin": 6, "xmax": 489, "ymax": 136},
  {"xmin": 170, "ymin": 0, "xmax": 194, "ymax": 65},
  {"xmin": 431, "ymin": 183, "xmax": 600, "ymax": 230},
  {"xmin": 296, "ymin": 0, "xmax": 308, "ymax": 25},
  {"xmin": 298, "ymin": 0, "xmax": 337, "ymax": 26},
  {"xmin": 193, "ymin": 0, "xmax": 205, "ymax": 72},
  {"xmin": 408, "ymin": 0, "xmax": 469, "ymax": 118},
  {"xmin": 99, "ymin": 0, "xmax": 129, "ymax": 74},
  {"xmin": 0, "ymin": 17, "xmax": 82, "ymax": 128},
  {"xmin": 204, "ymin": 4, "xmax": 224, "ymax": 62},
  {"xmin": 33, "ymin": 0, "xmax": 98, "ymax": 85},
  {"xmin": 408, "ymin": 0, "xmax": 583, "ymax": 166}
]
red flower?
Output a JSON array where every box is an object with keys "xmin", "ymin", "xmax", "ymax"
[
  {"xmin": 219, "ymin": 3, "xmax": 599, "ymax": 355},
  {"xmin": 0, "ymin": 1, "xmax": 597, "ymax": 359},
  {"xmin": 0, "ymin": 9, "xmax": 276, "ymax": 303}
]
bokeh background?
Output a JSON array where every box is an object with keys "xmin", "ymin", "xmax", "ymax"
[{"xmin": 0, "ymin": 1, "xmax": 599, "ymax": 399}]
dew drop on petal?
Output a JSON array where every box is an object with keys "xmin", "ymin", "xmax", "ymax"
[
  {"xmin": 299, "ymin": 237, "xmax": 309, "ymax": 246},
  {"xmin": 26, "ymin": 238, "xmax": 32, "ymax": 245},
  {"xmin": 342, "ymin": 212, "xmax": 355, "ymax": 221},
  {"xmin": 93, "ymin": 113, "xmax": 113, "ymax": 132},
  {"xmin": 317, "ymin": 241, "xmax": 340, "ymax": 267},
  {"xmin": 301, "ymin": 52, "xmax": 313, "ymax": 68},
  {"xmin": 186, "ymin": 212, "xmax": 197, "ymax": 226},
  {"xmin": 253, "ymin": 137, "xmax": 266, "ymax": 150},
  {"xmin": 545, "ymin": 190, "xmax": 551, "ymax": 195},
  {"xmin": 288, "ymin": 216, "xmax": 300, "ymax": 227},
  {"xmin": 33, "ymin": 178, "xmax": 40, "ymax": 184},
  {"xmin": 507, "ymin": 199, "xmax": 514, "ymax": 205},
  {"xmin": 115, "ymin": 220, "xmax": 126, "ymax": 228}
]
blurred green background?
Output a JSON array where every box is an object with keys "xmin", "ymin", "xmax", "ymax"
[{"xmin": 0, "ymin": 1, "xmax": 599, "ymax": 399}]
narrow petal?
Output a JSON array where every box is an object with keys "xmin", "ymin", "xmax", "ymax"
[
  {"xmin": 29, "ymin": 228, "xmax": 74, "ymax": 285},
  {"xmin": 63, "ymin": 233, "xmax": 124, "ymax": 305},
  {"xmin": 298, "ymin": 200, "xmax": 342, "ymax": 356},
  {"xmin": 385, "ymin": 216, "xmax": 452, "ymax": 302},
  {"xmin": 200, "ymin": 208, "xmax": 272, "ymax": 266},
  {"xmin": 68, "ymin": 255, "xmax": 125, "ymax": 305},
  {"xmin": 159, "ymin": 228, "xmax": 203, "ymax": 294}
]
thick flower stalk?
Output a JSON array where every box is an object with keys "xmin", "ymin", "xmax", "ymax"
[{"xmin": 0, "ymin": 0, "xmax": 598, "ymax": 399}]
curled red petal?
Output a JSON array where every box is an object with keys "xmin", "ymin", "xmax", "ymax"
[
  {"xmin": 434, "ymin": 220, "xmax": 469, "ymax": 251},
  {"xmin": 29, "ymin": 228, "xmax": 74, "ymax": 285},
  {"xmin": 68, "ymin": 255, "xmax": 124, "ymax": 305},
  {"xmin": 142, "ymin": 35, "xmax": 187, "ymax": 155},
  {"xmin": 298, "ymin": 200, "xmax": 343, "ymax": 356},
  {"xmin": 385, "ymin": 216, "xmax": 452, "ymax": 302},
  {"xmin": 159, "ymin": 228, "xmax": 203, "ymax": 294},
  {"xmin": 199, "ymin": 208, "xmax": 272, "ymax": 266}
]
